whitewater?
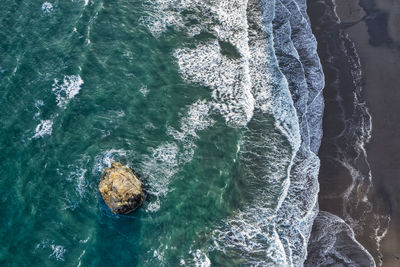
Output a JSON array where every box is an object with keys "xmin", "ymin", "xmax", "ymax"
[{"xmin": 140, "ymin": 0, "xmax": 324, "ymax": 265}]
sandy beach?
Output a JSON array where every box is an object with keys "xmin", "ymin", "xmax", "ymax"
[
  {"xmin": 308, "ymin": 0, "xmax": 400, "ymax": 265},
  {"xmin": 336, "ymin": 0, "xmax": 400, "ymax": 265}
]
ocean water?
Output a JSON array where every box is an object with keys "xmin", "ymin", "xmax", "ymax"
[{"xmin": 0, "ymin": 0, "xmax": 323, "ymax": 266}]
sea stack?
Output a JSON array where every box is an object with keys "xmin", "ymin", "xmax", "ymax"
[{"xmin": 99, "ymin": 162, "xmax": 144, "ymax": 214}]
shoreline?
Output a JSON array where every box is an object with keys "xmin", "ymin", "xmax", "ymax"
[
  {"xmin": 337, "ymin": 0, "xmax": 400, "ymax": 265},
  {"xmin": 307, "ymin": 0, "xmax": 400, "ymax": 265}
]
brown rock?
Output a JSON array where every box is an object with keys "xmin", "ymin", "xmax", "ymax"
[{"xmin": 99, "ymin": 162, "xmax": 144, "ymax": 214}]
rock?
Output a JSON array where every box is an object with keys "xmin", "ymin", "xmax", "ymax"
[{"xmin": 99, "ymin": 162, "xmax": 144, "ymax": 214}]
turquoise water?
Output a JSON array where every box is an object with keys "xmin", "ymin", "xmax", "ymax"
[{"xmin": 0, "ymin": 0, "xmax": 323, "ymax": 266}]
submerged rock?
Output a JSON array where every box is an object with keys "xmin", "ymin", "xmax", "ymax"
[{"xmin": 99, "ymin": 162, "xmax": 144, "ymax": 214}]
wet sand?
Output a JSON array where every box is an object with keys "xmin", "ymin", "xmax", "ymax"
[
  {"xmin": 334, "ymin": 0, "xmax": 400, "ymax": 265},
  {"xmin": 339, "ymin": 2, "xmax": 400, "ymax": 265},
  {"xmin": 307, "ymin": 0, "xmax": 400, "ymax": 265}
]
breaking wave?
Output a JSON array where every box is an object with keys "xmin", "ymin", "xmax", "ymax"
[
  {"xmin": 141, "ymin": 100, "xmax": 214, "ymax": 212},
  {"xmin": 305, "ymin": 211, "xmax": 376, "ymax": 266},
  {"xmin": 33, "ymin": 119, "xmax": 53, "ymax": 138},
  {"xmin": 141, "ymin": 0, "xmax": 325, "ymax": 265},
  {"xmin": 52, "ymin": 75, "xmax": 84, "ymax": 108}
]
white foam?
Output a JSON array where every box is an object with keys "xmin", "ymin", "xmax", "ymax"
[
  {"xmin": 175, "ymin": 42, "xmax": 254, "ymax": 127},
  {"xmin": 35, "ymin": 100, "xmax": 44, "ymax": 106},
  {"xmin": 61, "ymin": 164, "xmax": 89, "ymax": 210},
  {"xmin": 34, "ymin": 100, "xmax": 44, "ymax": 118},
  {"xmin": 139, "ymin": 84, "xmax": 150, "ymax": 96},
  {"xmin": 141, "ymin": 142, "xmax": 179, "ymax": 212},
  {"xmin": 153, "ymin": 249, "xmax": 165, "ymax": 261},
  {"xmin": 139, "ymin": 0, "xmax": 188, "ymax": 37},
  {"xmin": 168, "ymin": 99, "xmax": 214, "ymax": 159},
  {"xmin": 145, "ymin": 122, "xmax": 156, "ymax": 130},
  {"xmin": 306, "ymin": 211, "xmax": 376, "ymax": 266},
  {"xmin": 70, "ymin": 168, "xmax": 88, "ymax": 197},
  {"xmin": 50, "ymin": 245, "xmax": 66, "ymax": 261},
  {"xmin": 211, "ymin": 123, "xmax": 298, "ymax": 266},
  {"xmin": 213, "ymin": 208, "xmax": 288, "ymax": 265},
  {"xmin": 152, "ymin": 143, "xmax": 179, "ymax": 166},
  {"xmin": 140, "ymin": 1, "xmax": 321, "ymax": 266},
  {"xmin": 374, "ymin": 216, "xmax": 390, "ymax": 267},
  {"xmin": 191, "ymin": 250, "xmax": 211, "ymax": 267},
  {"xmin": 79, "ymin": 237, "xmax": 90, "ymax": 244},
  {"xmin": 77, "ymin": 249, "xmax": 86, "ymax": 267},
  {"xmin": 93, "ymin": 149, "xmax": 127, "ymax": 175},
  {"xmin": 33, "ymin": 119, "xmax": 53, "ymax": 138},
  {"xmin": 144, "ymin": 0, "xmax": 256, "ymax": 127},
  {"xmin": 52, "ymin": 75, "xmax": 84, "ymax": 107},
  {"xmin": 269, "ymin": 1, "xmax": 325, "ymax": 264},
  {"xmin": 142, "ymin": 100, "xmax": 213, "ymax": 212},
  {"xmin": 36, "ymin": 240, "xmax": 66, "ymax": 261},
  {"xmin": 186, "ymin": 25, "xmax": 202, "ymax": 37},
  {"xmin": 207, "ymin": 1, "xmax": 309, "ymax": 265},
  {"xmin": 42, "ymin": 2, "xmax": 54, "ymax": 13}
]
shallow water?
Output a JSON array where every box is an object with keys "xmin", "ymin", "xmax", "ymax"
[{"xmin": 0, "ymin": 0, "xmax": 323, "ymax": 265}]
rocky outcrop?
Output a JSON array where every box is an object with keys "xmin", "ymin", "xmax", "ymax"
[{"xmin": 99, "ymin": 162, "xmax": 144, "ymax": 214}]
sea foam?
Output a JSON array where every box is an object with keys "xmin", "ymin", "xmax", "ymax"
[
  {"xmin": 175, "ymin": 41, "xmax": 254, "ymax": 127},
  {"xmin": 52, "ymin": 75, "xmax": 84, "ymax": 108},
  {"xmin": 50, "ymin": 245, "xmax": 66, "ymax": 261},
  {"xmin": 142, "ymin": 100, "xmax": 214, "ymax": 212},
  {"xmin": 33, "ymin": 119, "xmax": 53, "ymax": 138},
  {"xmin": 42, "ymin": 2, "xmax": 54, "ymax": 13},
  {"xmin": 36, "ymin": 240, "xmax": 66, "ymax": 261},
  {"xmin": 93, "ymin": 149, "xmax": 127, "ymax": 175},
  {"xmin": 141, "ymin": 0, "xmax": 323, "ymax": 265},
  {"xmin": 305, "ymin": 211, "xmax": 376, "ymax": 266}
]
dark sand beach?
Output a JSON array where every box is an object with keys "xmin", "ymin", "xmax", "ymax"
[{"xmin": 307, "ymin": 0, "xmax": 400, "ymax": 265}]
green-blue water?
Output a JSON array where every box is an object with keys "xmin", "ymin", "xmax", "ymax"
[{"xmin": 0, "ymin": 0, "xmax": 323, "ymax": 266}]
